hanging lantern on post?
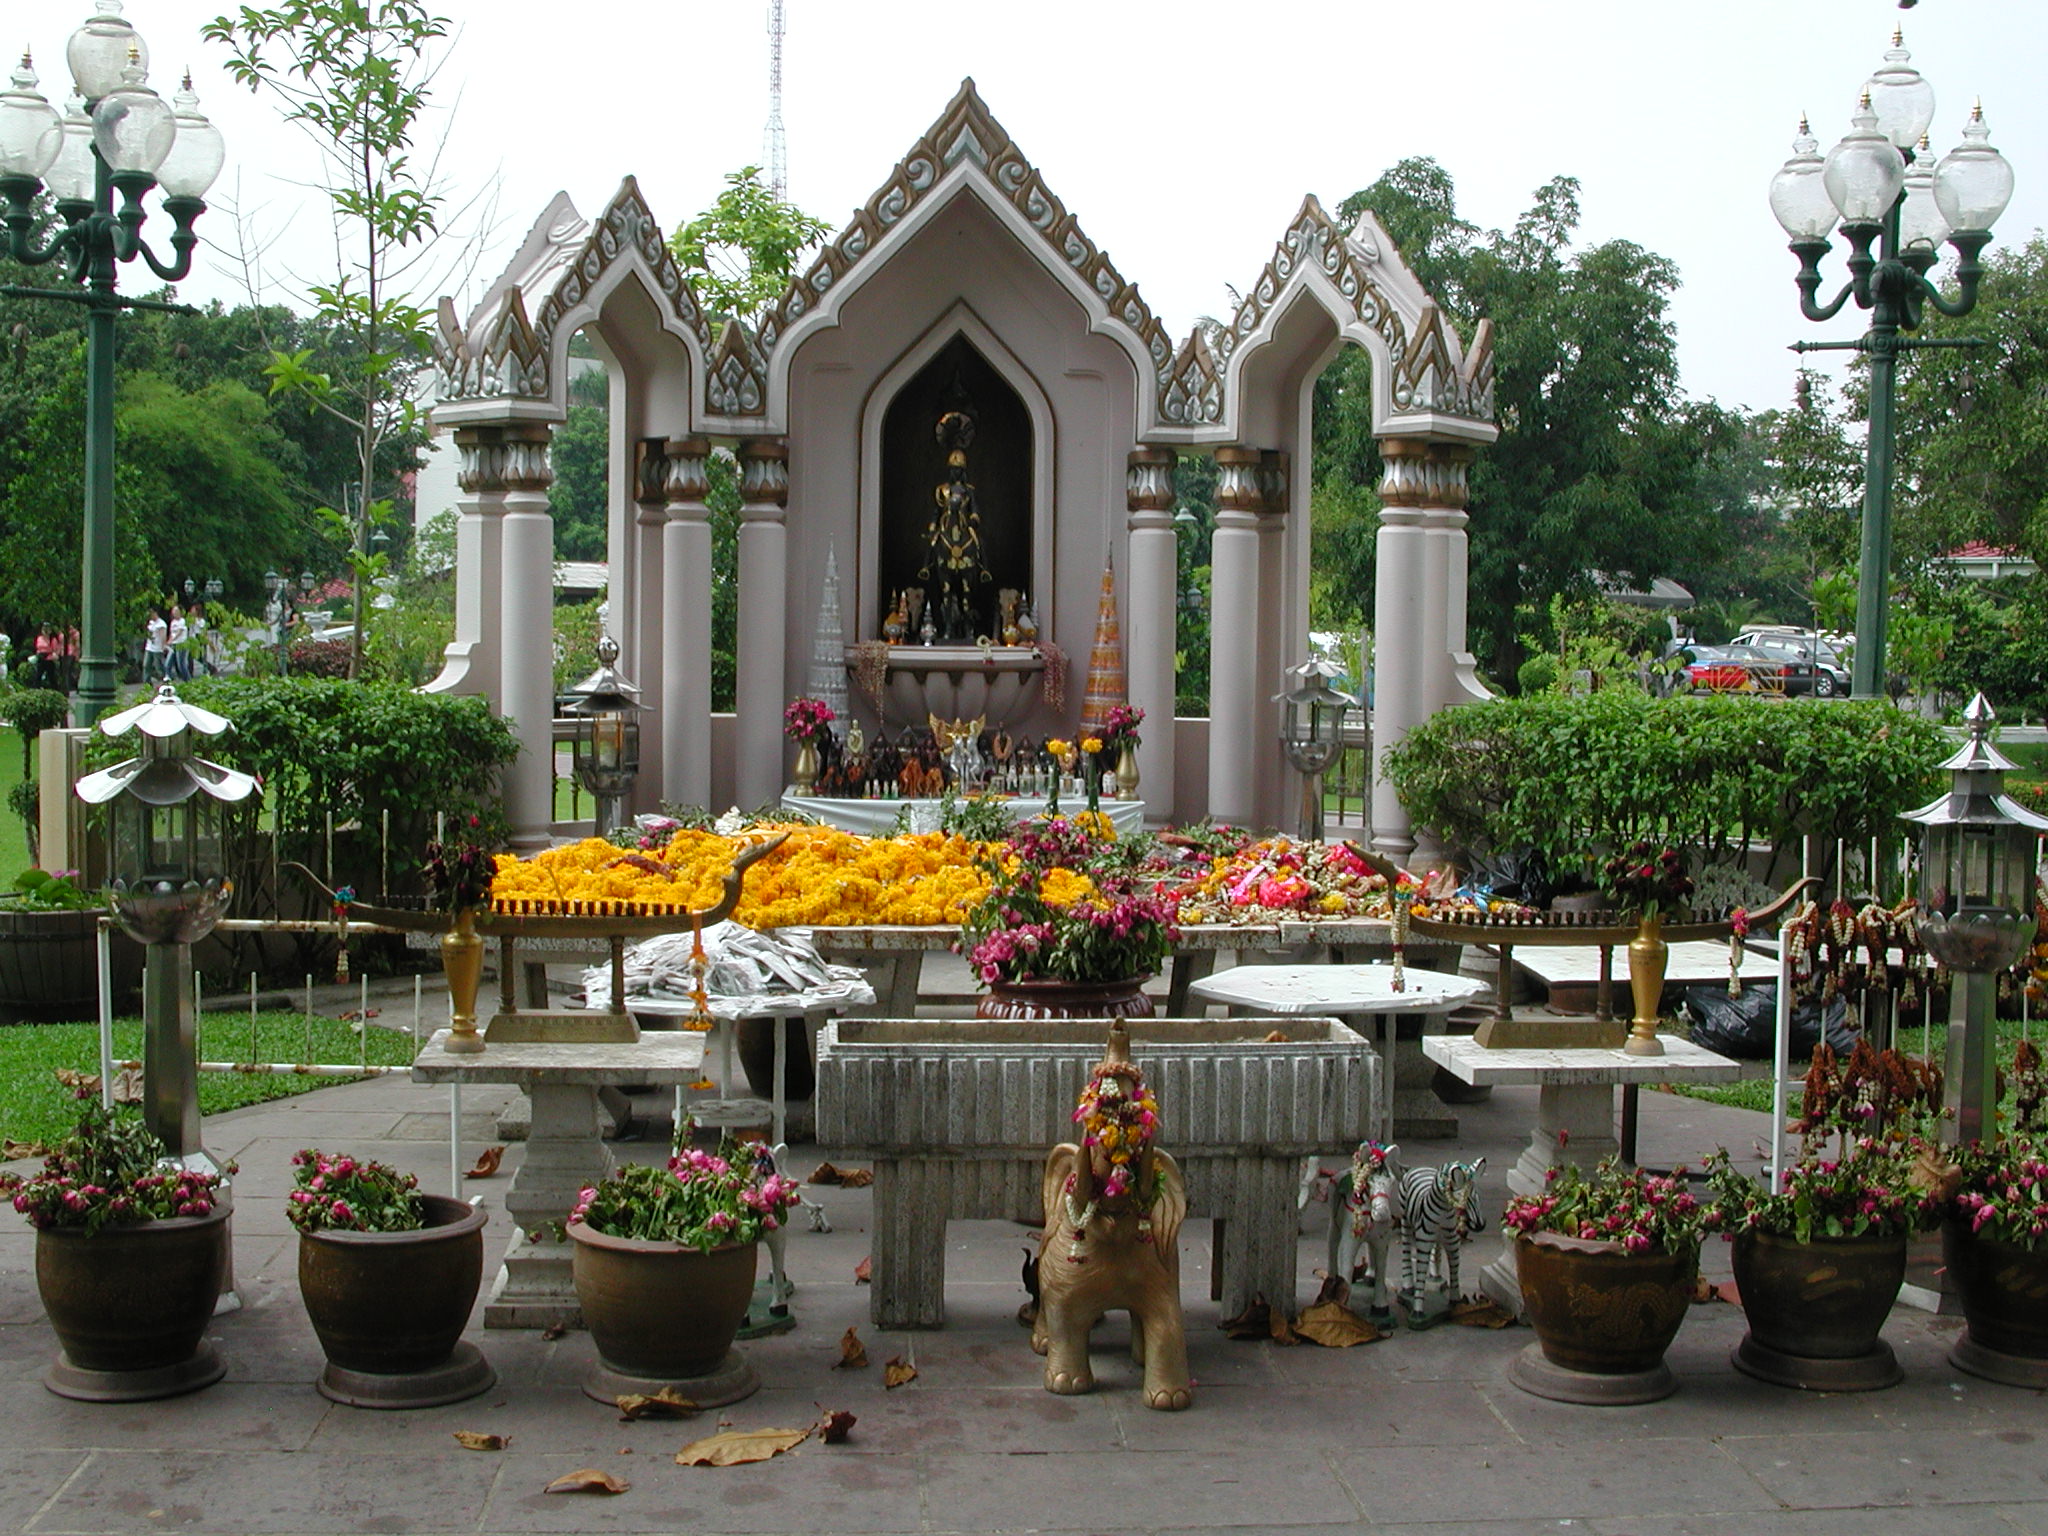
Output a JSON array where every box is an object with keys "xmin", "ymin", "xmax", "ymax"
[
  {"xmin": 1900, "ymin": 692, "xmax": 2048, "ymax": 1145},
  {"xmin": 565, "ymin": 636, "xmax": 645, "ymax": 836},
  {"xmin": 1275, "ymin": 658, "xmax": 1356, "ymax": 844},
  {"xmin": 74, "ymin": 684, "xmax": 257, "ymax": 1159}
]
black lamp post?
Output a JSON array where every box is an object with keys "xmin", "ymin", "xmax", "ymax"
[
  {"xmin": 0, "ymin": 5, "xmax": 226, "ymax": 725},
  {"xmin": 1276, "ymin": 658, "xmax": 1355, "ymax": 844},
  {"xmin": 1770, "ymin": 30, "xmax": 2014, "ymax": 700},
  {"xmin": 1900, "ymin": 693, "xmax": 2048, "ymax": 1148},
  {"xmin": 565, "ymin": 636, "xmax": 646, "ymax": 835}
]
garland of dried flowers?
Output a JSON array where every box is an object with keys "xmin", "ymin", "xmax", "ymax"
[
  {"xmin": 1064, "ymin": 1057, "xmax": 1164, "ymax": 1260},
  {"xmin": 850, "ymin": 640, "xmax": 891, "ymax": 711},
  {"xmin": 1038, "ymin": 641, "xmax": 1068, "ymax": 714}
]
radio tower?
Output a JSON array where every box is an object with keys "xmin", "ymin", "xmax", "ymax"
[{"xmin": 764, "ymin": 0, "xmax": 788, "ymax": 199}]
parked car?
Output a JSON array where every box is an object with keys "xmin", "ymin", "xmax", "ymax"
[
  {"xmin": 1730, "ymin": 630, "xmax": 1850, "ymax": 698},
  {"xmin": 1679, "ymin": 644, "xmax": 1775, "ymax": 694}
]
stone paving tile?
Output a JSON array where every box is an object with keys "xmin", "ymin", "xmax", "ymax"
[
  {"xmin": 922, "ymin": 1449, "xmax": 1364, "ymax": 1531},
  {"xmin": 0, "ymin": 1453, "xmax": 92, "ymax": 1536},
  {"xmin": 477, "ymin": 1448, "xmax": 923, "ymax": 1534},
  {"xmin": 748, "ymin": 1383, "xmax": 1122, "ymax": 1456},
  {"xmin": 25, "ymin": 1448, "xmax": 503, "ymax": 1535},
  {"xmin": 1314, "ymin": 1524, "xmax": 1591, "ymax": 1536},
  {"xmin": 1113, "ymin": 1379, "xmax": 1503, "ymax": 1453},
  {"xmin": 1332, "ymin": 1440, "xmax": 1777, "ymax": 1527},
  {"xmin": 1995, "ymin": 1503, "xmax": 2048, "ymax": 1535},
  {"xmin": 0, "ymin": 1379, "xmax": 328, "ymax": 1453},
  {"xmin": 1718, "ymin": 1427, "xmax": 2048, "ymax": 1510},
  {"xmin": 1482, "ymin": 1362, "xmax": 1894, "ymax": 1444}
]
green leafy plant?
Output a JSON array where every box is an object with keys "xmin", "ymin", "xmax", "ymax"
[
  {"xmin": 667, "ymin": 166, "xmax": 832, "ymax": 324},
  {"xmin": 1502, "ymin": 1155, "xmax": 1705, "ymax": 1257},
  {"xmin": 8, "ymin": 867, "xmax": 101, "ymax": 911},
  {"xmin": 2, "ymin": 1094, "xmax": 226, "ymax": 1235},
  {"xmin": 286, "ymin": 1149, "xmax": 424, "ymax": 1234},
  {"xmin": 570, "ymin": 1135, "xmax": 801, "ymax": 1249}
]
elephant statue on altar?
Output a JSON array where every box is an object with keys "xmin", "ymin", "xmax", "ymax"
[{"xmin": 1029, "ymin": 1021, "xmax": 1192, "ymax": 1410}]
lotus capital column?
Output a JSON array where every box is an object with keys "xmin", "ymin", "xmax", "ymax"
[{"xmin": 496, "ymin": 424, "xmax": 558, "ymax": 851}]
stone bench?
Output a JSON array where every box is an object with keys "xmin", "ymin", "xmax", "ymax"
[{"xmin": 814, "ymin": 1017, "xmax": 1376, "ymax": 1327}]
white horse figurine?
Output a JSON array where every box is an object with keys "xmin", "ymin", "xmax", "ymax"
[{"xmin": 1328, "ymin": 1141, "xmax": 1401, "ymax": 1321}]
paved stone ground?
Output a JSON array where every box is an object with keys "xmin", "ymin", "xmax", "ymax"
[{"xmin": 4, "ymin": 989, "xmax": 2047, "ymax": 1535}]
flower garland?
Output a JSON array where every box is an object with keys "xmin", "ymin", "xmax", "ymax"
[{"xmin": 1065, "ymin": 1055, "xmax": 1163, "ymax": 1260}]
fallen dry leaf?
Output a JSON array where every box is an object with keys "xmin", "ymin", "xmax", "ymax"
[
  {"xmin": 675, "ymin": 1427, "xmax": 811, "ymax": 1466},
  {"xmin": 1262, "ymin": 1029, "xmax": 1289, "ymax": 1042},
  {"xmin": 1219, "ymin": 1293, "xmax": 1275, "ymax": 1340},
  {"xmin": 836, "ymin": 1167, "xmax": 872, "ymax": 1188},
  {"xmin": 544, "ymin": 1468, "xmax": 629, "ymax": 1495},
  {"xmin": 452, "ymin": 1431, "xmax": 507, "ymax": 1451},
  {"xmin": 110, "ymin": 1067, "xmax": 143, "ymax": 1105},
  {"xmin": 817, "ymin": 1409, "xmax": 857, "ymax": 1444},
  {"xmin": 617, "ymin": 1388, "xmax": 701, "ymax": 1421},
  {"xmin": 53, "ymin": 1068, "xmax": 99, "ymax": 1092},
  {"xmin": 1308, "ymin": 1271, "xmax": 1351, "ymax": 1310},
  {"xmin": 2, "ymin": 1138, "xmax": 50, "ymax": 1161},
  {"xmin": 465, "ymin": 1146, "xmax": 506, "ymax": 1179},
  {"xmin": 1269, "ymin": 1306, "xmax": 1300, "ymax": 1346},
  {"xmin": 1447, "ymin": 1299, "xmax": 1516, "ymax": 1330},
  {"xmin": 883, "ymin": 1356, "xmax": 918, "ymax": 1389},
  {"xmin": 833, "ymin": 1327, "xmax": 869, "ymax": 1370},
  {"xmin": 1292, "ymin": 1300, "xmax": 1384, "ymax": 1348},
  {"xmin": 540, "ymin": 1322, "xmax": 566, "ymax": 1342},
  {"xmin": 1712, "ymin": 1279, "xmax": 1742, "ymax": 1307},
  {"xmin": 853, "ymin": 1256, "xmax": 872, "ymax": 1285}
]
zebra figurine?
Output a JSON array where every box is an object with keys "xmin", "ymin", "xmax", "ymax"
[
  {"xmin": 1398, "ymin": 1156, "xmax": 1487, "ymax": 1325},
  {"xmin": 1328, "ymin": 1141, "xmax": 1401, "ymax": 1322}
]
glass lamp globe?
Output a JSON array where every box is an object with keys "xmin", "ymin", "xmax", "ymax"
[
  {"xmin": 1934, "ymin": 103, "xmax": 2015, "ymax": 236},
  {"xmin": 0, "ymin": 54, "xmax": 63, "ymax": 181},
  {"xmin": 90, "ymin": 54, "xmax": 174, "ymax": 177},
  {"xmin": 1768, "ymin": 116, "xmax": 1839, "ymax": 241},
  {"xmin": 154, "ymin": 73, "xmax": 223, "ymax": 199},
  {"xmin": 1862, "ymin": 30, "xmax": 1937, "ymax": 151},
  {"xmin": 44, "ymin": 91, "xmax": 95, "ymax": 201},
  {"xmin": 66, "ymin": 0, "xmax": 147, "ymax": 105},
  {"xmin": 1823, "ymin": 96, "xmax": 1907, "ymax": 227},
  {"xmin": 1898, "ymin": 142, "xmax": 1950, "ymax": 253}
]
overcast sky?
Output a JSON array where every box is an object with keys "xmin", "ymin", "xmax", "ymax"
[{"xmin": 52, "ymin": 0, "xmax": 2048, "ymax": 418}]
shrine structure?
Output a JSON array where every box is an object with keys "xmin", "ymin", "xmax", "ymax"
[{"xmin": 427, "ymin": 82, "xmax": 1494, "ymax": 851}]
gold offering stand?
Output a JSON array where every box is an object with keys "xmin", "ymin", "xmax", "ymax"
[
  {"xmin": 1356, "ymin": 851, "xmax": 1815, "ymax": 1052},
  {"xmin": 293, "ymin": 833, "xmax": 788, "ymax": 1053}
]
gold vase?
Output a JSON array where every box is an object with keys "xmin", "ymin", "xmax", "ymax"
[
  {"xmin": 1625, "ymin": 910, "xmax": 1668, "ymax": 1056},
  {"xmin": 440, "ymin": 908, "xmax": 485, "ymax": 1054},
  {"xmin": 1114, "ymin": 741, "xmax": 1140, "ymax": 799},
  {"xmin": 793, "ymin": 739, "xmax": 820, "ymax": 794}
]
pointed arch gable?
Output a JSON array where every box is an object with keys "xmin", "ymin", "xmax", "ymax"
[{"xmin": 744, "ymin": 80, "xmax": 1170, "ymax": 436}]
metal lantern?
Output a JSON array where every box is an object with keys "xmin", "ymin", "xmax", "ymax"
[
  {"xmin": 1276, "ymin": 658, "xmax": 1357, "ymax": 843},
  {"xmin": 1900, "ymin": 692, "xmax": 2048, "ymax": 1145},
  {"xmin": 565, "ymin": 636, "xmax": 646, "ymax": 835},
  {"xmin": 74, "ymin": 684, "xmax": 257, "ymax": 1159}
]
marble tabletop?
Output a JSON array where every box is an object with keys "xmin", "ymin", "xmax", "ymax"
[
  {"xmin": 1422, "ymin": 1033, "xmax": 1743, "ymax": 1086},
  {"xmin": 1507, "ymin": 939, "xmax": 1775, "ymax": 986},
  {"xmin": 410, "ymin": 1029, "xmax": 707, "ymax": 1086},
  {"xmin": 1188, "ymin": 963, "xmax": 1489, "ymax": 1016}
]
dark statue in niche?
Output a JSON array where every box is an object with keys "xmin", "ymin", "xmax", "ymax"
[
  {"xmin": 879, "ymin": 335, "xmax": 1031, "ymax": 642},
  {"xmin": 921, "ymin": 402, "xmax": 991, "ymax": 642}
]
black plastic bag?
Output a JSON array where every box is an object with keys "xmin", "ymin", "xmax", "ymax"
[{"xmin": 1681, "ymin": 982, "xmax": 1858, "ymax": 1060}]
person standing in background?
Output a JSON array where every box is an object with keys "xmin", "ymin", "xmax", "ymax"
[
  {"xmin": 143, "ymin": 608, "xmax": 169, "ymax": 683},
  {"xmin": 62, "ymin": 625, "xmax": 79, "ymax": 692},
  {"xmin": 32, "ymin": 625, "xmax": 55, "ymax": 687},
  {"xmin": 167, "ymin": 606, "xmax": 189, "ymax": 682}
]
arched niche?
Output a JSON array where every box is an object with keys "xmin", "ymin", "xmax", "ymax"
[{"xmin": 858, "ymin": 304, "xmax": 1056, "ymax": 644}]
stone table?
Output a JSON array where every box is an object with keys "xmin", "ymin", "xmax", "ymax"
[
  {"xmin": 1188, "ymin": 964, "xmax": 1488, "ymax": 1140},
  {"xmin": 780, "ymin": 792, "xmax": 1147, "ymax": 837},
  {"xmin": 411, "ymin": 1029, "xmax": 707, "ymax": 1330},
  {"xmin": 1422, "ymin": 1033, "xmax": 1742, "ymax": 1313}
]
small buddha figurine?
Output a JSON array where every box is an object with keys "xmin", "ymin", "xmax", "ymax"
[{"xmin": 846, "ymin": 718, "xmax": 865, "ymax": 759}]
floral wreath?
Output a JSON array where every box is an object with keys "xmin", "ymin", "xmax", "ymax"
[{"xmin": 1062, "ymin": 1043, "xmax": 1164, "ymax": 1260}]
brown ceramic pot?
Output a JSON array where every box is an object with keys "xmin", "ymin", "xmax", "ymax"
[
  {"xmin": 1944, "ymin": 1219, "xmax": 2048, "ymax": 1362},
  {"xmin": 1732, "ymin": 1228, "xmax": 1907, "ymax": 1359},
  {"xmin": 1516, "ymin": 1231, "xmax": 1697, "ymax": 1375},
  {"xmin": 569, "ymin": 1221, "xmax": 758, "ymax": 1380},
  {"xmin": 297, "ymin": 1195, "xmax": 487, "ymax": 1375},
  {"xmin": 36, "ymin": 1206, "xmax": 228, "ymax": 1378},
  {"xmin": 976, "ymin": 976, "xmax": 1155, "ymax": 1021}
]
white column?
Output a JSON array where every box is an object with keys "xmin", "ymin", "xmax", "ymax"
[
  {"xmin": 662, "ymin": 438, "xmax": 713, "ymax": 810},
  {"xmin": 422, "ymin": 426, "xmax": 506, "ymax": 698},
  {"xmin": 1125, "ymin": 448, "xmax": 1177, "ymax": 827},
  {"xmin": 735, "ymin": 440, "xmax": 790, "ymax": 808},
  {"xmin": 628, "ymin": 441, "xmax": 667, "ymax": 808},
  {"xmin": 1256, "ymin": 450, "xmax": 1293, "ymax": 828},
  {"xmin": 498, "ymin": 424, "xmax": 557, "ymax": 851},
  {"xmin": 1206, "ymin": 447, "xmax": 1263, "ymax": 825}
]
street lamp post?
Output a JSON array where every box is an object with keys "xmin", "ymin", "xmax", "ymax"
[
  {"xmin": 0, "ymin": 3, "xmax": 227, "ymax": 725},
  {"xmin": 1770, "ymin": 31, "xmax": 2013, "ymax": 701}
]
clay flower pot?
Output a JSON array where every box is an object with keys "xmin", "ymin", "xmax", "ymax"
[
  {"xmin": 569, "ymin": 1221, "xmax": 761, "ymax": 1406},
  {"xmin": 36, "ymin": 1206, "xmax": 229, "ymax": 1402},
  {"xmin": 1729, "ymin": 1228, "xmax": 1906, "ymax": 1391},
  {"xmin": 296, "ymin": 1194, "xmax": 494, "ymax": 1408},
  {"xmin": 1944, "ymin": 1218, "xmax": 2048, "ymax": 1388},
  {"xmin": 977, "ymin": 976, "xmax": 1155, "ymax": 1021},
  {"xmin": 1511, "ymin": 1231, "xmax": 1697, "ymax": 1405}
]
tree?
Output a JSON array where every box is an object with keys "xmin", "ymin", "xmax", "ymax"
[
  {"xmin": 1312, "ymin": 159, "xmax": 1738, "ymax": 683},
  {"xmin": 548, "ymin": 366, "xmax": 610, "ymax": 561},
  {"xmin": 206, "ymin": 1, "xmax": 463, "ymax": 678},
  {"xmin": 668, "ymin": 167, "xmax": 831, "ymax": 325}
]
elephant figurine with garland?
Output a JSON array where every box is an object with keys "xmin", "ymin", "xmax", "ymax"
[{"xmin": 1029, "ymin": 1021, "xmax": 1192, "ymax": 1410}]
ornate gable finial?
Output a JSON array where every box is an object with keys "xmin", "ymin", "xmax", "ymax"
[
  {"xmin": 1162, "ymin": 328, "xmax": 1223, "ymax": 426},
  {"xmin": 705, "ymin": 318, "xmax": 769, "ymax": 418}
]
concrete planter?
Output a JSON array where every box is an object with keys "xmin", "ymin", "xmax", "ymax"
[{"xmin": 815, "ymin": 1016, "xmax": 1374, "ymax": 1326}]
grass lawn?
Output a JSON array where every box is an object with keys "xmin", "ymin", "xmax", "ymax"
[
  {"xmin": 0, "ymin": 1010, "xmax": 418, "ymax": 1153},
  {"xmin": 1679, "ymin": 1015, "xmax": 2041, "ymax": 1114}
]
